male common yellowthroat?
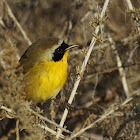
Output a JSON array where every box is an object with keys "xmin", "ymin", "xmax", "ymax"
[{"xmin": 20, "ymin": 37, "xmax": 74, "ymax": 102}]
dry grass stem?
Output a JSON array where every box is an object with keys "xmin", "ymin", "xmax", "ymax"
[
  {"xmin": 125, "ymin": 0, "xmax": 140, "ymax": 32},
  {"xmin": 56, "ymin": 0, "xmax": 110, "ymax": 139},
  {"xmin": 0, "ymin": 105, "xmax": 71, "ymax": 134},
  {"xmin": 108, "ymin": 35, "xmax": 130, "ymax": 98},
  {"xmin": 38, "ymin": 124, "xmax": 65, "ymax": 139},
  {"xmin": 70, "ymin": 92, "xmax": 139, "ymax": 139},
  {"xmin": 16, "ymin": 119, "xmax": 19, "ymax": 140},
  {"xmin": 3, "ymin": 0, "xmax": 32, "ymax": 45}
]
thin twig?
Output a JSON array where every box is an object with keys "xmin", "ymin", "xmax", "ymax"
[
  {"xmin": 16, "ymin": 119, "xmax": 20, "ymax": 140},
  {"xmin": 92, "ymin": 73, "xmax": 98, "ymax": 99},
  {"xmin": 125, "ymin": 0, "xmax": 140, "ymax": 33},
  {"xmin": 69, "ymin": 92, "xmax": 139, "ymax": 139},
  {"xmin": 108, "ymin": 34, "xmax": 130, "ymax": 98},
  {"xmin": 80, "ymin": 11, "xmax": 93, "ymax": 23},
  {"xmin": 26, "ymin": 107, "xmax": 71, "ymax": 134},
  {"xmin": 0, "ymin": 105, "xmax": 71, "ymax": 134},
  {"xmin": 124, "ymin": 44, "xmax": 139, "ymax": 73},
  {"xmin": 69, "ymin": 34, "xmax": 139, "ymax": 56},
  {"xmin": 55, "ymin": 0, "xmax": 110, "ymax": 139},
  {"xmin": 0, "ymin": 15, "xmax": 20, "ymax": 61},
  {"xmin": 112, "ymin": 114, "xmax": 140, "ymax": 140},
  {"xmin": 38, "ymin": 124, "xmax": 65, "ymax": 139},
  {"xmin": 0, "ymin": 17, "xmax": 5, "ymax": 27},
  {"xmin": 58, "ymin": 22, "xmax": 68, "ymax": 39},
  {"xmin": 0, "ymin": 105, "xmax": 12, "ymax": 112},
  {"xmin": 0, "ymin": 106, "xmax": 66, "ymax": 138},
  {"xmin": 3, "ymin": 0, "xmax": 32, "ymax": 45},
  {"xmin": 0, "ymin": 18, "xmax": 20, "ymax": 66},
  {"xmin": 125, "ymin": 0, "xmax": 133, "ymax": 10}
]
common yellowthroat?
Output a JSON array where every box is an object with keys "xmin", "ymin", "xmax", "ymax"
[{"xmin": 20, "ymin": 37, "xmax": 75, "ymax": 102}]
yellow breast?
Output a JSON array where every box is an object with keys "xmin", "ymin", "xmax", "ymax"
[{"xmin": 24, "ymin": 51, "xmax": 69, "ymax": 102}]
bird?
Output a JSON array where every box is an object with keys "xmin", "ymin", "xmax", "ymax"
[{"xmin": 20, "ymin": 37, "xmax": 76, "ymax": 102}]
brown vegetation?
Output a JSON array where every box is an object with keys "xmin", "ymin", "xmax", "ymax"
[{"xmin": 0, "ymin": 0, "xmax": 140, "ymax": 139}]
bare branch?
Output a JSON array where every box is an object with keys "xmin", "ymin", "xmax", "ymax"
[
  {"xmin": 108, "ymin": 34, "xmax": 130, "ymax": 98},
  {"xmin": 55, "ymin": 0, "xmax": 110, "ymax": 139},
  {"xmin": 70, "ymin": 92, "xmax": 139, "ymax": 139},
  {"xmin": 3, "ymin": 0, "xmax": 32, "ymax": 45},
  {"xmin": 16, "ymin": 119, "xmax": 20, "ymax": 140},
  {"xmin": 125, "ymin": 0, "xmax": 140, "ymax": 33}
]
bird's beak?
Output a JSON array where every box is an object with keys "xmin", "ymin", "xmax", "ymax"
[{"xmin": 66, "ymin": 44, "xmax": 79, "ymax": 50}]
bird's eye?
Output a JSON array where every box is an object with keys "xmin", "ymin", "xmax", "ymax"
[{"xmin": 56, "ymin": 48, "xmax": 61, "ymax": 52}]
